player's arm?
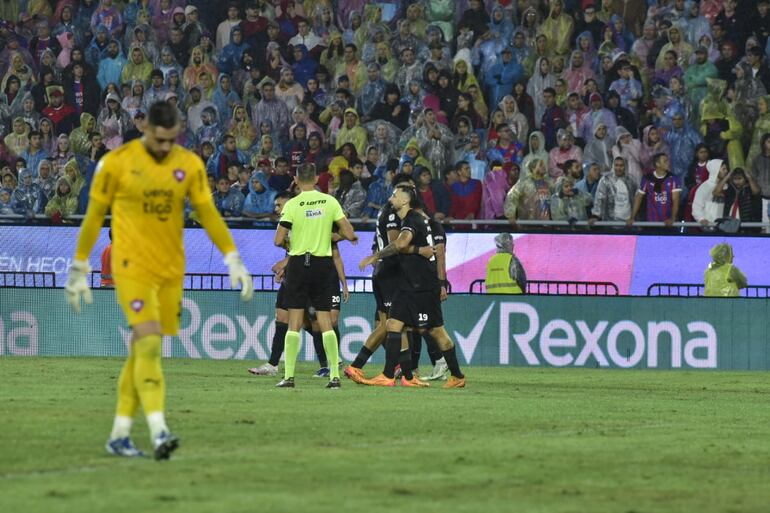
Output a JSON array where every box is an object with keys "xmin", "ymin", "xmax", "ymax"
[
  {"xmin": 189, "ymin": 161, "xmax": 253, "ymax": 300},
  {"xmin": 436, "ymin": 240, "xmax": 448, "ymax": 301},
  {"xmin": 359, "ymin": 229, "xmax": 413, "ymax": 270},
  {"xmin": 66, "ymin": 155, "xmax": 116, "ymax": 313},
  {"xmin": 332, "ymin": 244, "xmax": 350, "ymax": 302}
]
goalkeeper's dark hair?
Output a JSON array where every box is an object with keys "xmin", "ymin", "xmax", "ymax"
[
  {"xmin": 296, "ymin": 163, "xmax": 317, "ymax": 183},
  {"xmin": 147, "ymin": 101, "xmax": 179, "ymax": 128},
  {"xmin": 395, "ymin": 183, "xmax": 420, "ymax": 209}
]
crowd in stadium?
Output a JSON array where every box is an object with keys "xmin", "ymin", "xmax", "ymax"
[{"xmin": 0, "ymin": 0, "xmax": 769, "ymax": 229}]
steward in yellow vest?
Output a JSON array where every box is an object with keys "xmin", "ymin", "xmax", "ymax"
[{"xmin": 485, "ymin": 233, "xmax": 527, "ymax": 294}]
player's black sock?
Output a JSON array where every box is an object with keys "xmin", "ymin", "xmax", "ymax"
[
  {"xmin": 399, "ymin": 349, "xmax": 414, "ymax": 380},
  {"xmin": 383, "ymin": 331, "xmax": 401, "ymax": 379},
  {"xmin": 268, "ymin": 322, "xmax": 288, "ymax": 367},
  {"xmin": 410, "ymin": 331, "xmax": 422, "ymax": 370},
  {"xmin": 424, "ymin": 332, "xmax": 442, "ymax": 365},
  {"xmin": 312, "ymin": 331, "xmax": 328, "ymax": 368},
  {"xmin": 352, "ymin": 346, "xmax": 373, "ymax": 369},
  {"xmin": 442, "ymin": 346, "xmax": 465, "ymax": 379},
  {"xmin": 333, "ymin": 326, "xmax": 341, "ymax": 350}
]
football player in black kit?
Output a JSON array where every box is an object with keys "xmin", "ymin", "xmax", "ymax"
[
  {"xmin": 358, "ymin": 184, "xmax": 466, "ymax": 388},
  {"xmin": 344, "ymin": 175, "xmax": 432, "ymax": 383}
]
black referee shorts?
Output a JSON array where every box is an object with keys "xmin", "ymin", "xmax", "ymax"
[
  {"xmin": 373, "ymin": 272, "xmax": 399, "ymax": 314},
  {"xmin": 284, "ymin": 255, "xmax": 336, "ymax": 311},
  {"xmin": 389, "ymin": 288, "xmax": 443, "ymax": 330}
]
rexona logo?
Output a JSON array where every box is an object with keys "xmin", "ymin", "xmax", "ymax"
[
  {"xmin": 453, "ymin": 302, "xmax": 717, "ymax": 369},
  {"xmin": 0, "ymin": 311, "xmax": 39, "ymax": 356}
]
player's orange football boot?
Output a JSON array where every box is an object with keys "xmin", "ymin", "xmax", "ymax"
[
  {"xmin": 362, "ymin": 373, "xmax": 396, "ymax": 387},
  {"xmin": 400, "ymin": 376, "xmax": 429, "ymax": 387},
  {"xmin": 344, "ymin": 366, "xmax": 367, "ymax": 384},
  {"xmin": 443, "ymin": 376, "xmax": 466, "ymax": 389}
]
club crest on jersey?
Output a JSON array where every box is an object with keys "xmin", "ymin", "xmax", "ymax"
[
  {"xmin": 130, "ymin": 299, "xmax": 145, "ymax": 312},
  {"xmin": 173, "ymin": 169, "xmax": 186, "ymax": 182}
]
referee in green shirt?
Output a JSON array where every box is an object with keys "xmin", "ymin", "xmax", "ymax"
[{"xmin": 274, "ymin": 163, "xmax": 358, "ymax": 388}]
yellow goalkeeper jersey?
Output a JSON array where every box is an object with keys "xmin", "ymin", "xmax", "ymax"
[{"xmin": 89, "ymin": 139, "xmax": 212, "ymax": 282}]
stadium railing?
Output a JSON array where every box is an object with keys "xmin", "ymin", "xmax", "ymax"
[
  {"xmin": 0, "ymin": 271, "xmax": 57, "ymax": 288},
  {"xmin": 468, "ymin": 279, "xmax": 619, "ymax": 295},
  {"xmin": 646, "ymin": 283, "xmax": 770, "ymax": 298},
  {"xmin": 2, "ymin": 214, "xmax": 769, "ymax": 234},
  {"xmin": 83, "ymin": 272, "xmax": 389, "ymax": 293}
]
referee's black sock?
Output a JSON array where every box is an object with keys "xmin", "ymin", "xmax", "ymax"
[
  {"xmin": 383, "ymin": 331, "xmax": 401, "ymax": 379},
  {"xmin": 268, "ymin": 322, "xmax": 288, "ymax": 367},
  {"xmin": 312, "ymin": 331, "xmax": 328, "ymax": 368},
  {"xmin": 442, "ymin": 346, "xmax": 465, "ymax": 379},
  {"xmin": 352, "ymin": 346, "xmax": 373, "ymax": 369},
  {"xmin": 399, "ymin": 349, "xmax": 414, "ymax": 380},
  {"xmin": 409, "ymin": 331, "xmax": 421, "ymax": 370},
  {"xmin": 424, "ymin": 332, "xmax": 443, "ymax": 365}
]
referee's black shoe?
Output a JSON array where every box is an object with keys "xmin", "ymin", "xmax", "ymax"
[
  {"xmin": 325, "ymin": 377, "xmax": 341, "ymax": 389},
  {"xmin": 276, "ymin": 377, "xmax": 295, "ymax": 388}
]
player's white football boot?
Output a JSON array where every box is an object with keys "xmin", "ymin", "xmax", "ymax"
[{"xmin": 423, "ymin": 360, "xmax": 449, "ymax": 381}]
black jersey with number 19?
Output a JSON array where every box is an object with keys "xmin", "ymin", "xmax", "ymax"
[{"xmin": 397, "ymin": 210, "xmax": 439, "ymax": 291}]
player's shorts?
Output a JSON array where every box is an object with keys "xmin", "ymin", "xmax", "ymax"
[
  {"xmin": 284, "ymin": 255, "xmax": 336, "ymax": 311},
  {"xmin": 330, "ymin": 271, "xmax": 342, "ymax": 312},
  {"xmin": 275, "ymin": 282, "xmax": 288, "ymax": 310},
  {"xmin": 389, "ymin": 288, "xmax": 443, "ymax": 330},
  {"xmin": 113, "ymin": 274, "xmax": 183, "ymax": 336},
  {"xmin": 373, "ymin": 271, "xmax": 399, "ymax": 314}
]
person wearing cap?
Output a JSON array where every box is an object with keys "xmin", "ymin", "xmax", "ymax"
[
  {"xmin": 485, "ymin": 233, "xmax": 526, "ymax": 294},
  {"xmin": 484, "ymin": 46, "xmax": 523, "ymax": 107},
  {"xmin": 684, "ymin": 46, "xmax": 718, "ymax": 114},
  {"xmin": 182, "ymin": 5, "xmax": 203, "ymax": 49},
  {"xmin": 42, "ymin": 86, "xmax": 77, "ymax": 135}
]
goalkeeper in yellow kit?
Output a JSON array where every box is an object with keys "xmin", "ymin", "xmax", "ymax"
[{"xmin": 64, "ymin": 101, "xmax": 254, "ymax": 460}]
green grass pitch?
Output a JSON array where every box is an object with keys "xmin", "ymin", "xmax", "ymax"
[{"xmin": 1, "ymin": 357, "xmax": 769, "ymax": 513}]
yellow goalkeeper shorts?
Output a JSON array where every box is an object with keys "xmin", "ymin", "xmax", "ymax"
[{"xmin": 113, "ymin": 274, "xmax": 184, "ymax": 336}]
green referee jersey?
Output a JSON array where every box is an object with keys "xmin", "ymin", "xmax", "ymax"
[{"xmin": 280, "ymin": 190, "xmax": 345, "ymax": 257}]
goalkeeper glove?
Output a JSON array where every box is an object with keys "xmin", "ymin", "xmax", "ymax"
[
  {"xmin": 64, "ymin": 259, "xmax": 93, "ymax": 313},
  {"xmin": 224, "ymin": 251, "xmax": 254, "ymax": 301}
]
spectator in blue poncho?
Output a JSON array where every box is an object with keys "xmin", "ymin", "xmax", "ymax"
[
  {"xmin": 212, "ymin": 175, "xmax": 245, "ymax": 217},
  {"xmin": 291, "ymin": 44, "xmax": 318, "ymax": 88},
  {"xmin": 485, "ymin": 47, "xmax": 524, "ymax": 108},
  {"xmin": 242, "ymin": 170, "xmax": 277, "ymax": 223},
  {"xmin": 211, "ymin": 74, "xmax": 241, "ymax": 125},
  {"xmin": 218, "ymin": 25, "xmax": 248, "ymax": 75}
]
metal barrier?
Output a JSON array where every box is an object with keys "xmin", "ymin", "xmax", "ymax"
[
  {"xmin": 646, "ymin": 283, "xmax": 770, "ymax": 298},
  {"xmin": 469, "ymin": 279, "xmax": 619, "ymax": 296},
  {"xmin": 88, "ymin": 272, "xmax": 379, "ymax": 292},
  {"xmin": 0, "ymin": 271, "xmax": 57, "ymax": 287}
]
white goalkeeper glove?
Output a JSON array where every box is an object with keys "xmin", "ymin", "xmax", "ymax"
[
  {"xmin": 65, "ymin": 259, "xmax": 93, "ymax": 313},
  {"xmin": 224, "ymin": 251, "xmax": 254, "ymax": 301}
]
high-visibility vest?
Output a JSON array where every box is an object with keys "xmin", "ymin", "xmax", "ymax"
[
  {"xmin": 704, "ymin": 263, "xmax": 739, "ymax": 297},
  {"xmin": 100, "ymin": 244, "xmax": 114, "ymax": 288},
  {"xmin": 485, "ymin": 253, "xmax": 522, "ymax": 294}
]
